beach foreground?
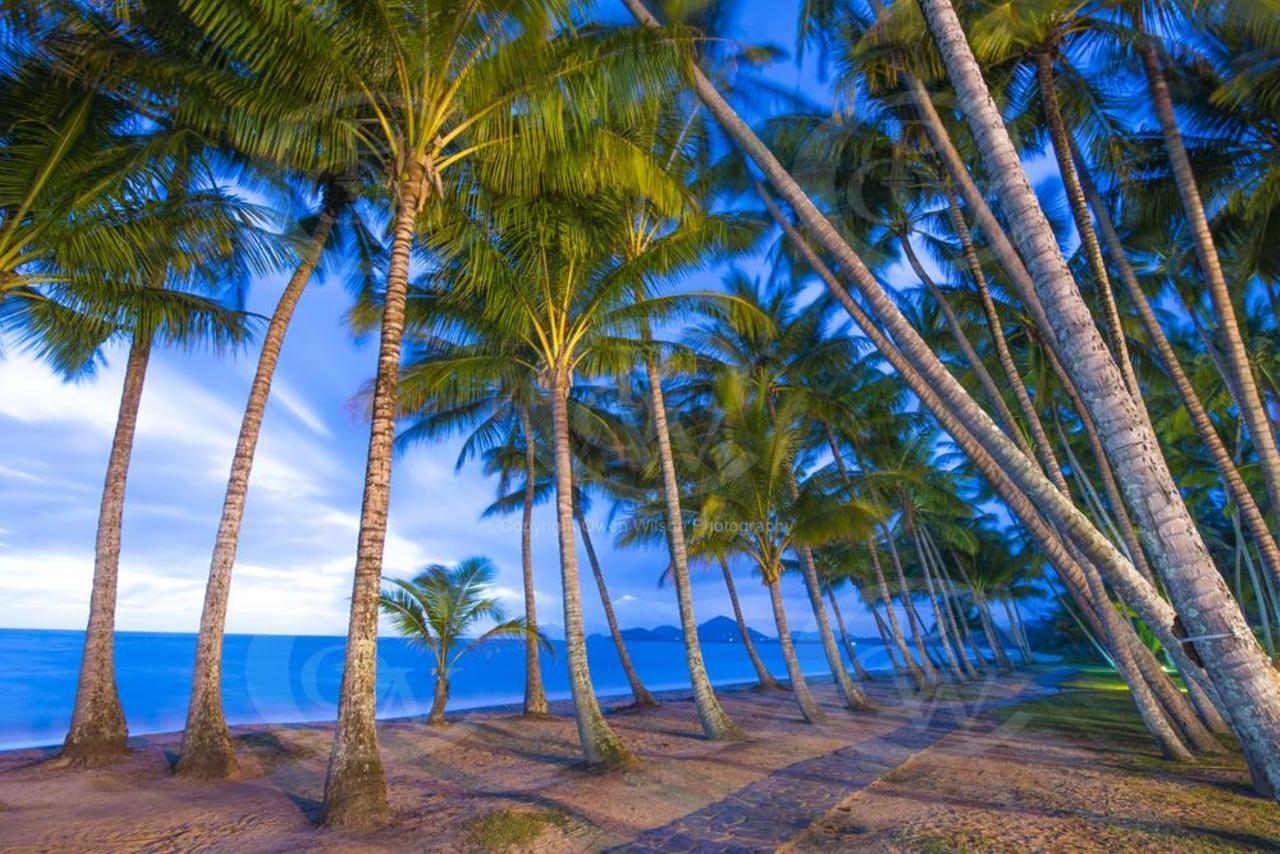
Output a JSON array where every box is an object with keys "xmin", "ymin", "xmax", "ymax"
[{"xmin": 0, "ymin": 667, "xmax": 1273, "ymax": 852}]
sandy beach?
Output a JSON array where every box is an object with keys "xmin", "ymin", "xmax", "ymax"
[{"xmin": 0, "ymin": 667, "xmax": 1273, "ymax": 852}]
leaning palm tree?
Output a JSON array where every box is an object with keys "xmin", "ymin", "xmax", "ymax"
[
  {"xmin": 178, "ymin": 0, "xmax": 689, "ymax": 822},
  {"xmin": 380, "ymin": 557, "xmax": 549, "ymax": 725},
  {"xmin": 178, "ymin": 179, "xmax": 373, "ymax": 779},
  {"xmin": 53, "ymin": 157, "xmax": 263, "ymax": 766}
]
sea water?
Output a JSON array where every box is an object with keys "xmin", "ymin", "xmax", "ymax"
[{"xmin": 0, "ymin": 628, "xmax": 893, "ymax": 750}]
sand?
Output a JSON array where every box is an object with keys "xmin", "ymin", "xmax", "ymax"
[{"xmin": 0, "ymin": 668, "xmax": 1274, "ymax": 851}]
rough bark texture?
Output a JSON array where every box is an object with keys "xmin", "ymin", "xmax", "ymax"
[
  {"xmin": 321, "ymin": 184, "xmax": 423, "ymax": 829},
  {"xmin": 427, "ymin": 674, "xmax": 449, "ymax": 726},
  {"xmin": 61, "ymin": 332, "xmax": 152, "ymax": 765},
  {"xmin": 719, "ymin": 556, "xmax": 783, "ymax": 690},
  {"xmin": 1141, "ymin": 41, "xmax": 1280, "ymax": 524},
  {"xmin": 1035, "ymin": 52, "xmax": 1143, "ymax": 406},
  {"xmin": 550, "ymin": 366, "xmax": 634, "ymax": 767},
  {"xmin": 178, "ymin": 207, "xmax": 336, "ymax": 780},
  {"xmin": 1073, "ymin": 143, "xmax": 1280, "ymax": 594},
  {"xmin": 646, "ymin": 353, "xmax": 741, "ymax": 738},
  {"xmin": 766, "ymin": 576, "xmax": 825, "ymax": 723},
  {"xmin": 574, "ymin": 498, "xmax": 656, "ymax": 707},
  {"xmin": 519, "ymin": 405, "xmax": 549, "ymax": 717},
  {"xmin": 919, "ymin": 0, "xmax": 1280, "ymax": 793},
  {"xmin": 628, "ymin": 0, "xmax": 1278, "ymax": 795},
  {"xmin": 768, "ymin": 181, "xmax": 1224, "ymax": 761}
]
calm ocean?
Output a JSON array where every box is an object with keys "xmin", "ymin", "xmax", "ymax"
[{"xmin": 0, "ymin": 628, "xmax": 893, "ymax": 750}]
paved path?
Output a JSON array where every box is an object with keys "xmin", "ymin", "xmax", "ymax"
[{"xmin": 610, "ymin": 673, "xmax": 1062, "ymax": 853}]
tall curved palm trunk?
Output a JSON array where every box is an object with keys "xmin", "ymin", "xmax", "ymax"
[
  {"xmin": 917, "ymin": 0, "xmax": 1280, "ymax": 792},
  {"xmin": 1140, "ymin": 41, "xmax": 1280, "ymax": 523},
  {"xmin": 178, "ymin": 206, "xmax": 337, "ymax": 780},
  {"xmin": 1073, "ymin": 127, "xmax": 1280, "ymax": 593},
  {"xmin": 519, "ymin": 405, "xmax": 549, "ymax": 716},
  {"xmin": 765, "ymin": 575, "xmax": 825, "ymax": 723},
  {"xmin": 61, "ymin": 331, "xmax": 152, "ymax": 764},
  {"xmin": 322, "ymin": 179, "xmax": 424, "ymax": 828},
  {"xmin": 718, "ymin": 556, "xmax": 782, "ymax": 689},
  {"xmin": 574, "ymin": 497, "xmax": 656, "ymax": 707},
  {"xmin": 625, "ymin": 0, "xmax": 1280, "ymax": 797},
  {"xmin": 550, "ymin": 366, "xmax": 633, "ymax": 767},
  {"xmin": 646, "ymin": 354, "xmax": 742, "ymax": 738}
]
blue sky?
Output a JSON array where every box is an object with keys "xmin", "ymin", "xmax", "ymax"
[
  {"xmin": 0, "ymin": 0, "xmax": 1059, "ymax": 640},
  {"xmin": 0, "ymin": 0, "xmax": 872, "ymax": 640}
]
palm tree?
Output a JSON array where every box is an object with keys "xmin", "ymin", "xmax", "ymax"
[
  {"xmin": 55, "ymin": 159, "xmax": 261, "ymax": 766},
  {"xmin": 379, "ymin": 557, "xmax": 549, "ymax": 725},
  {"xmin": 385, "ymin": 297, "xmax": 553, "ymax": 719},
  {"xmin": 174, "ymin": 0, "xmax": 685, "ymax": 820},
  {"xmin": 178, "ymin": 179, "xmax": 368, "ymax": 779},
  {"xmin": 695, "ymin": 370, "xmax": 878, "ymax": 723}
]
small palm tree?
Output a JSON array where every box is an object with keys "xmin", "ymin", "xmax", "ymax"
[{"xmin": 379, "ymin": 557, "xmax": 549, "ymax": 726}]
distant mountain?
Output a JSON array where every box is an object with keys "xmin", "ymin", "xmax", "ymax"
[
  {"xmin": 618, "ymin": 624, "xmax": 682, "ymax": 642},
  {"xmin": 790, "ymin": 630, "xmax": 824, "ymax": 644},
  {"xmin": 697, "ymin": 615, "xmax": 770, "ymax": 644}
]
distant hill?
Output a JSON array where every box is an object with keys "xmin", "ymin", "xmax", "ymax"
[
  {"xmin": 697, "ymin": 615, "xmax": 770, "ymax": 644},
  {"xmin": 618, "ymin": 624, "xmax": 683, "ymax": 642}
]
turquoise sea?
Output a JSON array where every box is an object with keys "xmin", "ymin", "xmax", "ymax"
[{"xmin": 0, "ymin": 627, "xmax": 893, "ymax": 750}]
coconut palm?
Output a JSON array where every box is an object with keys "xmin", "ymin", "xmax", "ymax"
[{"xmin": 379, "ymin": 557, "xmax": 549, "ymax": 725}]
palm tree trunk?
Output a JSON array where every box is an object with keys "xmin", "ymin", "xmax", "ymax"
[
  {"xmin": 631, "ymin": 0, "xmax": 1280, "ymax": 794},
  {"xmin": 1035, "ymin": 52, "xmax": 1143, "ymax": 405},
  {"xmin": 927, "ymin": 537, "xmax": 987, "ymax": 672},
  {"xmin": 917, "ymin": 0, "xmax": 1280, "ymax": 794},
  {"xmin": 909, "ymin": 522, "xmax": 967, "ymax": 681},
  {"xmin": 794, "ymin": 539, "xmax": 873, "ymax": 708},
  {"xmin": 827, "ymin": 589, "xmax": 872, "ymax": 681},
  {"xmin": 718, "ymin": 555, "xmax": 782, "ymax": 690},
  {"xmin": 550, "ymin": 365, "xmax": 633, "ymax": 767},
  {"xmin": 427, "ymin": 672, "xmax": 449, "ymax": 726},
  {"xmin": 1001, "ymin": 598, "xmax": 1033, "ymax": 666},
  {"xmin": 769, "ymin": 180, "xmax": 1217, "ymax": 719},
  {"xmin": 321, "ymin": 184, "xmax": 422, "ymax": 829},
  {"xmin": 178, "ymin": 205, "xmax": 337, "ymax": 780},
  {"xmin": 1072, "ymin": 143, "xmax": 1280, "ymax": 594},
  {"xmin": 766, "ymin": 575, "xmax": 825, "ymax": 723},
  {"xmin": 883, "ymin": 529, "xmax": 940, "ymax": 686},
  {"xmin": 872, "ymin": 605, "xmax": 908, "ymax": 675},
  {"xmin": 868, "ymin": 541, "xmax": 928, "ymax": 690},
  {"xmin": 645, "ymin": 353, "xmax": 740, "ymax": 738},
  {"xmin": 519, "ymin": 405, "xmax": 549, "ymax": 717},
  {"xmin": 900, "ymin": 234, "xmax": 1031, "ymax": 459},
  {"xmin": 972, "ymin": 587, "xmax": 1014, "ymax": 672},
  {"xmin": 574, "ymin": 496, "xmax": 656, "ymax": 707},
  {"xmin": 1010, "ymin": 598, "xmax": 1032, "ymax": 660},
  {"xmin": 921, "ymin": 535, "xmax": 978, "ymax": 679},
  {"xmin": 1140, "ymin": 40, "xmax": 1280, "ymax": 523},
  {"xmin": 61, "ymin": 330, "xmax": 151, "ymax": 765}
]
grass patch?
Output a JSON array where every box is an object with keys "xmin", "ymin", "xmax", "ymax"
[
  {"xmin": 996, "ymin": 667, "xmax": 1165, "ymax": 746},
  {"xmin": 896, "ymin": 829, "xmax": 979, "ymax": 853},
  {"xmin": 462, "ymin": 807, "xmax": 569, "ymax": 850}
]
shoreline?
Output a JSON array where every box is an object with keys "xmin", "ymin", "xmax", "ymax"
[{"xmin": 0, "ymin": 667, "xmax": 874, "ymax": 756}]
